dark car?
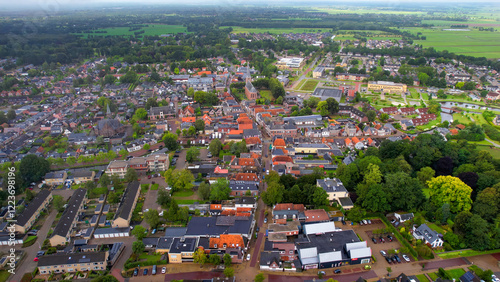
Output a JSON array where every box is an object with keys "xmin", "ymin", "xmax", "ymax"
[
  {"xmin": 133, "ymin": 268, "xmax": 139, "ymax": 276},
  {"xmin": 380, "ymin": 237, "xmax": 385, "ymax": 243},
  {"xmin": 371, "ymin": 238, "xmax": 377, "ymax": 244},
  {"xmin": 391, "ymin": 256, "xmax": 397, "ymax": 263},
  {"xmin": 143, "ymin": 268, "xmax": 148, "ymax": 275},
  {"xmin": 394, "ymin": 254, "xmax": 401, "ymax": 263},
  {"xmin": 256, "ymin": 227, "xmax": 260, "ymax": 232},
  {"xmin": 334, "ymin": 269, "xmax": 342, "ymax": 274},
  {"xmin": 385, "ymin": 257, "xmax": 392, "ymax": 263},
  {"xmin": 387, "ymin": 235, "xmax": 393, "ymax": 241},
  {"xmin": 175, "ymin": 150, "xmax": 180, "ymax": 153},
  {"xmin": 341, "ymin": 220, "xmax": 346, "ymax": 225}
]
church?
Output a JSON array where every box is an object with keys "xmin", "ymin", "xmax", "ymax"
[{"xmin": 244, "ymin": 67, "xmax": 259, "ymax": 100}]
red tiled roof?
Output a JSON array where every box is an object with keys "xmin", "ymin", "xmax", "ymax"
[
  {"xmin": 274, "ymin": 203, "xmax": 305, "ymax": 212},
  {"xmin": 209, "ymin": 235, "xmax": 244, "ymax": 249}
]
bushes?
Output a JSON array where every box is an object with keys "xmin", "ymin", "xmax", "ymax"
[
  {"xmin": 124, "ymin": 260, "xmax": 167, "ymax": 270},
  {"xmin": 416, "ymin": 244, "xmax": 435, "ymax": 259},
  {"xmin": 482, "ymin": 124, "xmax": 500, "ymax": 142}
]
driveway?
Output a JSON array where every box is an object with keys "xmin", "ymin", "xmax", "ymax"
[
  {"xmin": 173, "ymin": 149, "xmax": 187, "ymax": 170},
  {"xmin": 9, "ymin": 209, "xmax": 58, "ymax": 282}
]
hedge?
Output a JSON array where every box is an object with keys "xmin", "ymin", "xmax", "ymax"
[
  {"xmin": 379, "ymin": 215, "xmax": 418, "ymax": 260},
  {"xmin": 124, "ymin": 260, "xmax": 167, "ymax": 270}
]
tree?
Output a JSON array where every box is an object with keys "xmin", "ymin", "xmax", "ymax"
[
  {"xmin": 131, "ymin": 225, "xmax": 147, "ymax": 240},
  {"xmin": 188, "ymin": 126, "xmax": 197, "ymax": 136},
  {"xmin": 198, "ymin": 182, "xmax": 211, "ymax": 201},
  {"xmin": 325, "ymin": 98, "xmax": 339, "ymax": 115},
  {"xmin": 384, "ymin": 172, "xmax": 425, "ymax": 212},
  {"xmin": 224, "ymin": 267, "xmax": 234, "ymax": 278},
  {"xmin": 209, "ymin": 254, "xmax": 220, "ymax": 265},
  {"xmin": 262, "ymin": 182, "xmax": 284, "ymax": 206},
  {"xmin": 362, "ymin": 184, "xmax": 390, "ymax": 213},
  {"xmin": 124, "ymin": 168, "xmax": 138, "ymax": 182},
  {"xmin": 132, "ymin": 241, "xmax": 145, "ymax": 254},
  {"xmin": 387, "ymin": 267, "xmax": 392, "ymax": 276},
  {"xmin": 52, "ymin": 195, "xmax": 65, "ymax": 212},
  {"xmin": 363, "ymin": 163, "xmax": 382, "ymax": 186},
  {"xmin": 107, "ymin": 192, "xmax": 120, "ymax": 204},
  {"xmin": 6, "ymin": 109, "xmax": 16, "ymax": 120},
  {"xmin": 157, "ymin": 189, "xmax": 172, "ymax": 207},
  {"xmin": 186, "ymin": 147, "xmax": 200, "ymax": 163},
  {"xmin": 209, "ymin": 139, "xmax": 222, "ymax": 157},
  {"xmin": 223, "ymin": 253, "xmax": 232, "ymax": 267},
  {"xmin": 275, "ymin": 96, "xmax": 283, "ymax": 104},
  {"xmin": 380, "ymin": 113, "xmax": 390, "ymax": 122},
  {"xmin": 143, "ymin": 143, "xmax": 150, "ymax": 150},
  {"xmin": 162, "ymin": 133, "xmax": 178, "ymax": 151},
  {"xmin": 119, "ymin": 149, "xmax": 129, "ymax": 159},
  {"xmin": 255, "ymin": 273, "xmax": 265, "ymax": 282},
  {"xmin": 417, "ymin": 167, "xmax": 435, "ymax": 187},
  {"xmin": 134, "ymin": 108, "xmax": 148, "ymax": 120},
  {"xmin": 144, "ymin": 209, "xmax": 160, "ymax": 228},
  {"xmin": 473, "ymin": 187, "xmax": 499, "ymax": 222},
  {"xmin": 194, "ymin": 119, "xmax": 205, "ymax": 132},
  {"xmin": 25, "ymin": 189, "xmax": 35, "ymax": 202},
  {"xmin": 187, "ymin": 87, "xmax": 195, "ymax": 97},
  {"xmin": 346, "ymin": 206, "xmax": 366, "ymax": 222},
  {"xmin": 210, "ymin": 179, "xmax": 231, "ymax": 201},
  {"xmin": 366, "ymin": 110, "xmax": 376, "ymax": 122},
  {"xmin": 428, "ymin": 176, "xmax": 472, "ymax": 214},
  {"xmin": 312, "ymin": 187, "xmax": 329, "ymax": 208},
  {"xmin": 164, "ymin": 169, "xmax": 194, "ymax": 192},
  {"xmin": 193, "ymin": 247, "xmax": 207, "ymax": 265},
  {"xmin": 20, "ymin": 154, "xmax": 50, "ymax": 185},
  {"xmin": 145, "ymin": 98, "xmax": 158, "ymax": 109}
]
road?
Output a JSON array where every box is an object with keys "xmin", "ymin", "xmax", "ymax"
[
  {"xmin": 9, "ymin": 209, "xmax": 58, "ymax": 282},
  {"xmin": 485, "ymin": 138, "xmax": 500, "ymax": 148}
]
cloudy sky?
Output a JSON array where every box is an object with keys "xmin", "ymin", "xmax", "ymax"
[{"xmin": 1, "ymin": 0, "xmax": 498, "ymax": 11}]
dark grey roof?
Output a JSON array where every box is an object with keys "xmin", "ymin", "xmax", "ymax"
[
  {"xmin": 96, "ymin": 119, "xmax": 122, "ymax": 130},
  {"xmin": 164, "ymin": 227, "xmax": 187, "ymax": 238},
  {"xmin": 260, "ymin": 251, "xmax": 281, "ymax": 266},
  {"xmin": 16, "ymin": 190, "xmax": 51, "ymax": 227},
  {"xmin": 185, "ymin": 216, "xmax": 253, "ymax": 237},
  {"xmin": 94, "ymin": 227, "xmax": 129, "ymax": 235},
  {"xmin": 339, "ymin": 197, "xmax": 354, "ymax": 207},
  {"xmin": 317, "ymin": 178, "xmax": 347, "ymax": 193},
  {"xmin": 312, "ymin": 88, "xmax": 343, "ymax": 102},
  {"xmin": 229, "ymin": 181, "xmax": 258, "ymax": 191},
  {"xmin": 143, "ymin": 237, "xmax": 160, "ymax": 247},
  {"xmin": 51, "ymin": 188, "xmax": 86, "ymax": 239},
  {"xmin": 108, "ymin": 242, "xmax": 124, "ymax": 261},
  {"xmin": 236, "ymin": 197, "xmax": 256, "ymax": 205},
  {"xmin": 169, "ymin": 237, "xmax": 198, "ymax": 253},
  {"xmin": 414, "ymin": 224, "xmax": 440, "ymax": 244},
  {"xmin": 115, "ymin": 181, "xmax": 140, "ymax": 221},
  {"xmin": 157, "ymin": 237, "xmax": 174, "ymax": 249},
  {"xmin": 38, "ymin": 252, "xmax": 107, "ymax": 267},
  {"xmin": 295, "ymin": 230, "xmax": 361, "ymax": 261}
]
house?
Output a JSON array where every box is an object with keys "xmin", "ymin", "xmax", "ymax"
[
  {"xmin": 112, "ymin": 181, "xmax": 140, "ymax": 228},
  {"xmin": 168, "ymin": 237, "xmax": 199, "ymax": 263},
  {"xmin": 105, "ymin": 160, "xmax": 129, "ymax": 178},
  {"xmin": 268, "ymin": 221, "xmax": 300, "ymax": 237},
  {"xmin": 316, "ymin": 178, "xmax": 349, "ymax": 202},
  {"xmin": 460, "ymin": 271, "xmax": 481, "ymax": 282},
  {"xmin": 272, "ymin": 203, "xmax": 305, "ymax": 224},
  {"xmin": 486, "ymin": 92, "xmax": 500, "ymax": 101},
  {"xmin": 229, "ymin": 181, "xmax": 259, "ymax": 197},
  {"xmin": 15, "ymin": 190, "xmax": 52, "ymax": 233},
  {"xmin": 303, "ymin": 209, "xmax": 330, "ymax": 224},
  {"xmin": 38, "ymin": 252, "xmax": 109, "ymax": 274},
  {"xmin": 260, "ymin": 251, "xmax": 287, "ymax": 271},
  {"xmin": 44, "ymin": 171, "xmax": 68, "ymax": 186},
  {"xmin": 209, "ymin": 234, "xmax": 245, "ymax": 252},
  {"xmin": 73, "ymin": 170, "xmax": 96, "ymax": 184},
  {"xmin": 412, "ymin": 224, "xmax": 444, "ymax": 248},
  {"xmin": 148, "ymin": 106, "xmax": 176, "ymax": 120},
  {"xmin": 185, "ymin": 216, "xmax": 254, "ymax": 239},
  {"xmin": 399, "ymin": 107, "xmax": 416, "ymax": 116},
  {"xmin": 50, "ymin": 188, "xmax": 87, "ymax": 246},
  {"xmin": 400, "ymin": 119, "xmax": 414, "ymax": 130},
  {"xmin": 394, "ymin": 212, "xmax": 414, "ymax": 222}
]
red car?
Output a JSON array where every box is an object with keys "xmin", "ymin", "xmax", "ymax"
[{"xmin": 33, "ymin": 257, "xmax": 39, "ymax": 262}]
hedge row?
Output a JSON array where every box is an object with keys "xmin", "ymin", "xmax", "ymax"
[
  {"xmin": 379, "ymin": 215, "xmax": 419, "ymax": 260},
  {"xmin": 124, "ymin": 260, "xmax": 167, "ymax": 270}
]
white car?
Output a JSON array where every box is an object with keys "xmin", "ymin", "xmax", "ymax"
[
  {"xmin": 161, "ymin": 267, "xmax": 166, "ymax": 274},
  {"xmin": 402, "ymin": 254, "xmax": 410, "ymax": 262},
  {"xmin": 246, "ymin": 254, "xmax": 251, "ymax": 261}
]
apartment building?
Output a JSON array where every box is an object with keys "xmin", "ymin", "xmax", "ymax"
[
  {"xmin": 38, "ymin": 252, "xmax": 108, "ymax": 274},
  {"xmin": 50, "ymin": 188, "xmax": 87, "ymax": 246},
  {"xmin": 112, "ymin": 181, "xmax": 140, "ymax": 228},
  {"xmin": 15, "ymin": 190, "xmax": 52, "ymax": 233}
]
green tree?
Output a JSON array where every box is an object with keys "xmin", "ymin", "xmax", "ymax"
[
  {"xmin": 366, "ymin": 110, "xmax": 376, "ymax": 122},
  {"xmin": 124, "ymin": 168, "xmax": 138, "ymax": 182},
  {"xmin": 210, "ymin": 179, "xmax": 231, "ymax": 201},
  {"xmin": 186, "ymin": 147, "xmax": 200, "ymax": 163},
  {"xmin": 428, "ymin": 176, "xmax": 473, "ymax": 213},
  {"xmin": 224, "ymin": 267, "xmax": 234, "ymax": 278},
  {"xmin": 164, "ymin": 169, "xmax": 194, "ymax": 192},
  {"xmin": 363, "ymin": 163, "xmax": 382, "ymax": 186},
  {"xmin": 255, "ymin": 273, "xmax": 265, "ymax": 282},
  {"xmin": 262, "ymin": 182, "xmax": 284, "ymax": 206},
  {"xmin": 209, "ymin": 139, "xmax": 222, "ymax": 157},
  {"xmin": 157, "ymin": 189, "xmax": 171, "ymax": 207},
  {"xmin": 52, "ymin": 195, "xmax": 65, "ymax": 212},
  {"xmin": 346, "ymin": 206, "xmax": 366, "ymax": 222},
  {"xmin": 134, "ymin": 108, "xmax": 148, "ymax": 120},
  {"xmin": 380, "ymin": 113, "xmax": 390, "ymax": 122},
  {"xmin": 162, "ymin": 133, "xmax": 178, "ymax": 151},
  {"xmin": 132, "ymin": 241, "xmax": 145, "ymax": 254},
  {"xmin": 119, "ymin": 149, "xmax": 129, "ymax": 159},
  {"xmin": 362, "ymin": 184, "xmax": 389, "ymax": 213},
  {"xmin": 198, "ymin": 182, "xmax": 211, "ymax": 201},
  {"xmin": 131, "ymin": 225, "xmax": 147, "ymax": 240},
  {"xmin": 473, "ymin": 187, "xmax": 498, "ymax": 222},
  {"xmin": 194, "ymin": 119, "xmax": 205, "ymax": 132},
  {"xmin": 188, "ymin": 126, "xmax": 197, "ymax": 136},
  {"xmin": 143, "ymin": 143, "xmax": 150, "ymax": 150},
  {"xmin": 223, "ymin": 253, "xmax": 232, "ymax": 267},
  {"xmin": 25, "ymin": 189, "xmax": 35, "ymax": 202},
  {"xmin": 144, "ymin": 209, "xmax": 160, "ymax": 228},
  {"xmin": 312, "ymin": 187, "xmax": 329, "ymax": 208},
  {"xmin": 209, "ymin": 254, "xmax": 220, "ymax": 265},
  {"xmin": 6, "ymin": 109, "xmax": 16, "ymax": 120},
  {"xmin": 20, "ymin": 154, "xmax": 50, "ymax": 185},
  {"xmin": 187, "ymin": 87, "xmax": 195, "ymax": 97},
  {"xmin": 417, "ymin": 166, "xmax": 435, "ymax": 187},
  {"xmin": 193, "ymin": 247, "xmax": 207, "ymax": 265}
]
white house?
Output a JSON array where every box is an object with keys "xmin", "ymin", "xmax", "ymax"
[{"xmin": 412, "ymin": 224, "xmax": 443, "ymax": 248}]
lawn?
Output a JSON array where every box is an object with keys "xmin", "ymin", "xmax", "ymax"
[
  {"xmin": 446, "ymin": 268, "xmax": 466, "ymax": 280},
  {"xmin": 426, "ymin": 222, "xmax": 447, "ymax": 235},
  {"xmin": 294, "ymin": 79, "xmax": 307, "ymax": 90},
  {"xmin": 409, "ymin": 88, "xmax": 420, "ymax": 99},
  {"xmin": 172, "ymin": 190, "xmax": 194, "ymax": 198},
  {"xmin": 175, "ymin": 199, "xmax": 202, "ymax": 204},
  {"xmin": 438, "ymin": 248, "xmax": 500, "ymax": 259},
  {"xmin": 151, "ymin": 184, "xmax": 159, "ymax": 190},
  {"xmin": 453, "ymin": 113, "xmax": 473, "ymax": 124},
  {"xmin": 141, "ymin": 184, "xmax": 150, "ymax": 193},
  {"xmin": 415, "ymin": 117, "xmax": 441, "ymax": 131},
  {"xmin": 23, "ymin": 235, "xmax": 38, "ymax": 247},
  {"xmin": 139, "ymin": 253, "xmax": 162, "ymax": 263},
  {"xmin": 260, "ymin": 90, "xmax": 273, "ymax": 101},
  {"xmin": 0, "ymin": 270, "xmax": 10, "ymax": 282},
  {"xmin": 416, "ymin": 274, "xmax": 430, "ymax": 282},
  {"xmin": 301, "ymin": 80, "xmax": 319, "ymax": 91},
  {"xmin": 75, "ymin": 24, "xmax": 188, "ymax": 39},
  {"xmin": 475, "ymin": 145, "xmax": 500, "ymax": 159},
  {"xmin": 428, "ymin": 272, "xmax": 438, "ymax": 281}
]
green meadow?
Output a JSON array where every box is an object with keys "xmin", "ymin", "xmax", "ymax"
[{"xmin": 76, "ymin": 24, "xmax": 188, "ymax": 38}]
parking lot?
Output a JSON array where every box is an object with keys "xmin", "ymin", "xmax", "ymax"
[{"xmin": 352, "ymin": 219, "xmax": 413, "ymax": 266}]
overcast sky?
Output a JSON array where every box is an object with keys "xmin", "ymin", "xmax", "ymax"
[{"xmin": 2, "ymin": 0, "xmax": 499, "ymax": 11}]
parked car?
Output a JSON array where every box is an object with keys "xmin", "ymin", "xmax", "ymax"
[
  {"xmin": 161, "ymin": 267, "xmax": 166, "ymax": 274},
  {"xmin": 359, "ymin": 221, "xmax": 364, "ymax": 225},
  {"xmin": 143, "ymin": 268, "xmax": 148, "ymax": 275},
  {"xmin": 387, "ymin": 235, "xmax": 393, "ymax": 241},
  {"xmin": 256, "ymin": 227, "xmax": 260, "ymax": 232},
  {"xmin": 367, "ymin": 219, "xmax": 372, "ymax": 224},
  {"xmin": 175, "ymin": 150, "xmax": 180, "ymax": 153},
  {"xmin": 246, "ymin": 254, "xmax": 251, "ymax": 261},
  {"xmin": 152, "ymin": 229, "xmax": 156, "ymax": 235},
  {"xmin": 207, "ymin": 152, "xmax": 212, "ymax": 158},
  {"xmin": 402, "ymin": 254, "xmax": 410, "ymax": 262},
  {"xmin": 394, "ymin": 254, "xmax": 401, "ymax": 263},
  {"xmin": 385, "ymin": 257, "xmax": 392, "ymax": 263},
  {"xmin": 371, "ymin": 238, "xmax": 377, "ymax": 244},
  {"xmin": 334, "ymin": 269, "xmax": 342, "ymax": 274},
  {"xmin": 152, "ymin": 265, "xmax": 157, "ymax": 275},
  {"xmin": 362, "ymin": 220, "xmax": 368, "ymax": 225},
  {"xmin": 318, "ymin": 271, "xmax": 326, "ymax": 276},
  {"xmin": 37, "ymin": 251, "xmax": 45, "ymax": 257},
  {"xmin": 133, "ymin": 268, "xmax": 139, "ymax": 276},
  {"xmin": 341, "ymin": 220, "xmax": 346, "ymax": 225},
  {"xmin": 379, "ymin": 237, "xmax": 385, "ymax": 243},
  {"xmin": 264, "ymin": 217, "xmax": 268, "ymax": 224},
  {"xmin": 33, "ymin": 257, "xmax": 39, "ymax": 262},
  {"xmin": 380, "ymin": 250, "xmax": 387, "ymax": 257}
]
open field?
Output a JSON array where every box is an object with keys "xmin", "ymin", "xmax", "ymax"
[
  {"xmin": 475, "ymin": 145, "xmax": 500, "ymax": 159},
  {"xmin": 260, "ymin": 90, "xmax": 273, "ymax": 101},
  {"xmin": 403, "ymin": 27, "xmax": 500, "ymax": 58},
  {"xmin": 76, "ymin": 25, "xmax": 188, "ymax": 38},
  {"xmin": 301, "ymin": 80, "xmax": 319, "ymax": 91},
  {"xmin": 307, "ymin": 7, "xmax": 428, "ymax": 15},
  {"xmin": 227, "ymin": 26, "xmax": 329, "ymax": 34},
  {"xmin": 438, "ymin": 248, "xmax": 500, "ymax": 259}
]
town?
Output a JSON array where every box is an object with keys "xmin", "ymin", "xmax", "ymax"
[{"xmin": 0, "ymin": 3, "xmax": 500, "ymax": 282}]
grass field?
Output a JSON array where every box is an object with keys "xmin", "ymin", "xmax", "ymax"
[
  {"xmin": 260, "ymin": 90, "xmax": 273, "ymax": 101},
  {"xmin": 438, "ymin": 248, "xmax": 500, "ymax": 259},
  {"xmin": 175, "ymin": 199, "xmax": 201, "ymax": 204},
  {"xmin": 446, "ymin": 268, "xmax": 466, "ymax": 280},
  {"xmin": 301, "ymin": 80, "xmax": 319, "ymax": 91},
  {"xmin": 404, "ymin": 27, "xmax": 500, "ymax": 58},
  {"xmin": 294, "ymin": 79, "xmax": 307, "ymax": 90},
  {"xmin": 0, "ymin": 270, "xmax": 10, "ymax": 282},
  {"xmin": 227, "ymin": 26, "xmax": 330, "ymax": 34},
  {"xmin": 453, "ymin": 113, "xmax": 473, "ymax": 124},
  {"xmin": 475, "ymin": 145, "xmax": 500, "ymax": 159},
  {"xmin": 428, "ymin": 272, "xmax": 439, "ymax": 281},
  {"xmin": 409, "ymin": 88, "xmax": 420, "ymax": 99},
  {"xmin": 172, "ymin": 190, "xmax": 194, "ymax": 197},
  {"xmin": 416, "ymin": 274, "xmax": 430, "ymax": 282},
  {"xmin": 76, "ymin": 24, "xmax": 188, "ymax": 38},
  {"xmin": 308, "ymin": 7, "xmax": 428, "ymax": 15}
]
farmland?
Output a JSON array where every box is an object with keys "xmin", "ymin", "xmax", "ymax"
[
  {"xmin": 227, "ymin": 26, "xmax": 330, "ymax": 34},
  {"xmin": 76, "ymin": 24, "xmax": 189, "ymax": 38}
]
